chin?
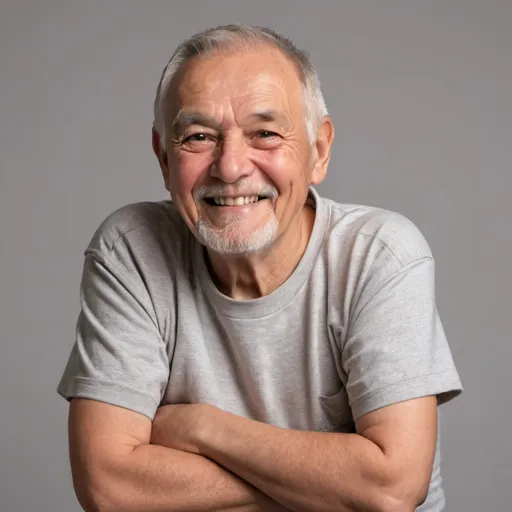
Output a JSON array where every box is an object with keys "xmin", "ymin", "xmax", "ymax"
[{"xmin": 196, "ymin": 217, "xmax": 279, "ymax": 255}]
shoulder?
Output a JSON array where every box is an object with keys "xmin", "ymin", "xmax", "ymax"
[
  {"xmin": 86, "ymin": 200, "xmax": 181, "ymax": 252},
  {"xmin": 84, "ymin": 200, "xmax": 190, "ymax": 274},
  {"xmin": 320, "ymin": 195, "xmax": 433, "ymax": 269}
]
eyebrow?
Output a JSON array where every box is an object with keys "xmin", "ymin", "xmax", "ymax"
[
  {"xmin": 171, "ymin": 109, "xmax": 290, "ymax": 134},
  {"xmin": 172, "ymin": 111, "xmax": 220, "ymax": 133},
  {"xmin": 248, "ymin": 110, "xmax": 291, "ymax": 129},
  {"xmin": 248, "ymin": 110, "xmax": 278, "ymax": 122}
]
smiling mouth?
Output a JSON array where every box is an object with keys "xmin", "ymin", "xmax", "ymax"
[{"xmin": 204, "ymin": 195, "xmax": 269, "ymax": 206}]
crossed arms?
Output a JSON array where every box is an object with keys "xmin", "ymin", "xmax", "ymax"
[{"xmin": 68, "ymin": 395, "xmax": 437, "ymax": 512}]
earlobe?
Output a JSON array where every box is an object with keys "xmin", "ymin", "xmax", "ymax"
[{"xmin": 311, "ymin": 116, "xmax": 335, "ymax": 185}]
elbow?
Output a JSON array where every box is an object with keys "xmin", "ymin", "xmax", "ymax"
[
  {"xmin": 377, "ymin": 494, "xmax": 427, "ymax": 512},
  {"xmin": 72, "ymin": 470, "xmax": 125, "ymax": 512},
  {"xmin": 350, "ymin": 462, "xmax": 430, "ymax": 512},
  {"xmin": 75, "ymin": 490, "xmax": 126, "ymax": 512},
  {"xmin": 374, "ymin": 476, "xmax": 430, "ymax": 512},
  {"xmin": 73, "ymin": 483, "xmax": 116, "ymax": 512},
  {"xmin": 330, "ymin": 477, "xmax": 428, "ymax": 512},
  {"xmin": 70, "ymin": 449, "xmax": 142, "ymax": 512}
]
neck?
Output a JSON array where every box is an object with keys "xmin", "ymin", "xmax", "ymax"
[{"xmin": 205, "ymin": 205, "xmax": 316, "ymax": 300}]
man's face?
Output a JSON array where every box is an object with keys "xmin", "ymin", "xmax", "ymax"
[{"xmin": 157, "ymin": 45, "xmax": 329, "ymax": 254}]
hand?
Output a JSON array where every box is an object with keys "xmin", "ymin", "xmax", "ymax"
[
  {"xmin": 150, "ymin": 403, "xmax": 213, "ymax": 454},
  {"xmin": 152, "ymin": 405, "xmax": 294, "ymax": 511}
]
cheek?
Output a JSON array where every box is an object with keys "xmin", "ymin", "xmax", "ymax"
[
  {"xmin": 252, "ymin": 146, "xmax": 309, "ymax": 190},
  {"xmin": 169, "ymin": 153, "xmax": 211, "ymax": 201}
]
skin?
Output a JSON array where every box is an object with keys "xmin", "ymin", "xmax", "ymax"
[
  {"xmin": 151, "ymin": 398, "xmax": 437, "ymax": 512},
  {"xmin": 68, "ymin": 44, "xmax": 438, "ymax": 512},
  {"xmin": 152, "ymin": 45, "xmax": 334, "ymax": 299}
]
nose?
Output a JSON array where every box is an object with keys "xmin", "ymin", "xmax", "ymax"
[{"xmin": 209, "ymin": 133, "xmax": 254, "ymax": 183}]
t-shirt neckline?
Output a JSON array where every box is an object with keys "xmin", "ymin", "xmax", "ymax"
[{"xmin": 194, "ymin": 187, "xmax": 329, "ymax": 319}]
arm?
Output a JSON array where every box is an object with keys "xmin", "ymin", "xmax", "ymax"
[
  {"xmin": 68, "ymin": 398, "xmax": 289, "ymax": 512},
  {"xmin": 149, "ymin": 251, "xmax": 454, "ymax": 512},
  {"xmin": 155, "ymin": 397, "xmax": 438, "ymax": 512},
  {"xmin": 60, "ymin": 256, "xmax": 289, "ymax": 511}
]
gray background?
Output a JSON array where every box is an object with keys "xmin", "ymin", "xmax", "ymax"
[{"xmin": 0, "ymin": 1, "xmax": 510, "ymax": 510}]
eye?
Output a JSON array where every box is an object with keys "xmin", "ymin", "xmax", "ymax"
[
  {"xmin": 257, "ymin": 130, "xmax": 279, "ymax": 138},
  {"xmin": 251, "ymin": 130, "xmax": 281, "ymax": 149},
  {"xmin": 180, "ymin": 132, "xmax": 217, "ymax": 152},
  {"xmin": 183, "ymin": 133, "xmax": 210, "ymax": 143}
]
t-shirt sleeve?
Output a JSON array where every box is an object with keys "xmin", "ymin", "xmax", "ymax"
[
  {"xmin": 341, "ymin": 230, "xmax": 462, "ymax": 420},
  {"xmin": 57, "ymin": 250, "xmax": 170, "ymax": 420}
]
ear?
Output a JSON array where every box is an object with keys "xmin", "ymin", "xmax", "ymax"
[
  {"xmin": 311, "ymin": 116, "xmax": 335, "ymax": 185},
  {"xmin": 152, "ymin": 127, "xmax": 170, "ymax": 191}
]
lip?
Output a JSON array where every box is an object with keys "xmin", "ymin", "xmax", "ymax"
[
  {"xmin": 203, "ymin": 195, "xmax": 263, "ymax": 206},
  {"xmin": 201, "ymin": 197, "xmax": 271, "ymax": 216},
  {"xmin": 203, "ymin": 198, "xmax": 266, "ymax": 207},
  {"xmin": 202, "ymin": 195, "xmax": 270, "ymax": 205}
]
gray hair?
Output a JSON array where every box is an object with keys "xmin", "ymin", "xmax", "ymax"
[{"xmin": 153, "ymin": 24, "xmax": 328, "ymax": 150}]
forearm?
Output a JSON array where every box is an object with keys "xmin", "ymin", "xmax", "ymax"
[
  {"xmin": 197, "ymin": 411, "xmax": 412, "ymax": 512},
  {"xmin": 84, "ymin": 443, "xmax": 286, "ymax": 512}
]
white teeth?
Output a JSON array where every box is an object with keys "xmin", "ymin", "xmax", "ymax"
[{"xmin": 212, "ymin": 196, "xmax": 260, "ymax": 206}]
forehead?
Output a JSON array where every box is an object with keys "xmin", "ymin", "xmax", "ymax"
[{"xmin": 170, "ymin": 46, "xmax": 304, "ymax": 118}]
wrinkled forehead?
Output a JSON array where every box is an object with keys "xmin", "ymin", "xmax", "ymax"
[{"xmin": 166, "ymin": 46, "xmax": 305, "ymax": 121}]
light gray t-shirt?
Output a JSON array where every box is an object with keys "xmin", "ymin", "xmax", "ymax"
[{"xmin": 57, "ymin": 187, "xmax": 462, "ymax": 511}]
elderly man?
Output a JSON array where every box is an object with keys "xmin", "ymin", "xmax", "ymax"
[{"xmin": 57, "ymin": 24, "xmax": 462, "ymax": 512}]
